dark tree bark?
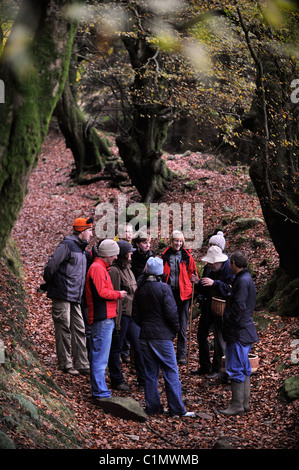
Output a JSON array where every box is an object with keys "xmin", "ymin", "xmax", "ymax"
[
  {"xmin": 54, "ymin": 63, "xmax": 111, "ymax": 180},
  {"xmin": 238, "ymin": 8, "xmax": 299, "ymax": 316},
  {"xmin": 115, "ymin": 9, "xmax": 174, "ymax": 202},
  {"xmin": 116, "ymin": 103, "xmax": 173, "ymax": 202}
]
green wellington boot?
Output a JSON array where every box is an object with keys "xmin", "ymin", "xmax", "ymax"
[{"xmin": 219, "ymin": 381, "xmax": 245, "ymax": 416}]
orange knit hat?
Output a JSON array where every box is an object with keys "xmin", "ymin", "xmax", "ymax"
[{"xmin": 73, "ymin": 217, "xmax": 93, "ymax": 232}]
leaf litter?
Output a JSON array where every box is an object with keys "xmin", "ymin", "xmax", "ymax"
[{"xmin": 1, "ymin": 127, "xmax": 297, "ymax": 449}]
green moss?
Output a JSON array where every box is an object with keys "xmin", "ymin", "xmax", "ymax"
[
  {"xmin": 253, "ymin": 311, "xmax": 276, "ymax": 331},
  {"xmin": 0, "ymin": 6, "xmax": 81, "ymax": 259},
  {"xmin": 277, "ymin": 277, "xmax": 299, "ymax": 316},
  {"xmin": 282, "ymin": 376, "xmax": 299, "ymax": 401},
  {"xmin": 2, "ymin": 237, "xmax": 24, "ymax": 278},
  {"xmin": 0, "ymin": 245, "xmax": 88, "ymax": 448},
  {"xmin": 256, "ymin": 268, "xmax": 299, "ymax": 317}
]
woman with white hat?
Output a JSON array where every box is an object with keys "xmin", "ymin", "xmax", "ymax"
[{"xmin": 191, "ymin": 244, "xmax": 234, "ymax": 378}]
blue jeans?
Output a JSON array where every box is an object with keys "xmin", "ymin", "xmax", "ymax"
[
  {"xmin": 90, "ymin": 319, "xmax": 114, "ymax": 398},
  {"xmin": 108, "ymin": 315, "xmax": 145, "ymax": 387},
  {"xmin": 225, "ymin": 342, "xmax": 252, "ymax": 383},
  {"xmin": 140, "ymin": 339, "xmax": 187, "ymax": 416}
]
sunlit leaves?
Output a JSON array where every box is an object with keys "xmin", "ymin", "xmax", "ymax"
[
  {"xmin": 181, "ymin": 40, "xmax": 211, "ymax": 73},
  {"xmin": 139, "ymin": 0, "xmax": 187, "ymax": 16},
  {"xmin": 1, "ymin": 24, "xmax": 34, "ymax": 78},
  {"xmin": 260, "ymin": 0, "xmax": 298, "ymax": 28}
]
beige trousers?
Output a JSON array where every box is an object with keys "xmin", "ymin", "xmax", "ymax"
[{"xmin": 51, "ymin": 299, "xmax": 89, "ymax": 370}]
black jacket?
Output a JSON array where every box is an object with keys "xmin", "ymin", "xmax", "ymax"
[
  {"xmin": 133, "ymin": 274, "xmax": 179, "ymax": 340},
  {"xmin": 222, "ymin": 268, "xmax": 258, "ymax": 345},
  {"xmin": 195, "ymin": 257, "xmax": 234, "ymax": 301},
  {"xmin": 131, "ymin": 248, "xmax": 155, "ymax": 281},
  {"xmin": 43, "ymin": 234, "xmax": 87, "ymax": 303}
]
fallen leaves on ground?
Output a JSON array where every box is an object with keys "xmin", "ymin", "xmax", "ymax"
[{"xmin": 1, "ymin": 128, "xmax": 297, "ymax": 449}]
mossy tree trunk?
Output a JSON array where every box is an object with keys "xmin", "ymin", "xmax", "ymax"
[
  {"xmin": 116, "ymin": 20, "xmax": 174, "ymax": 202},
  {"xmin": 54, "ymin": 61, "xmax": 111, "ymax": 181},
  {"xmin": 238, "ymin": 10, "xmax": 299, "ymax": 316},
  {"xmin": 116, "ymin": 103, "xmax": 173, "ymax": 203},
  {"xmin": 248, "ymin": 51, "xmax": 299, "ymax": 277},
  {"xmin": 0, "ymin": 0, "xmax": 84, "ymax": 257}
]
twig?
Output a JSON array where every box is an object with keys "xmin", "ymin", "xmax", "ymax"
[
  {"xmin": 145, "ymin": 422, "xmax": 180, "ymax": 447},
  {"xmin": 187, "ymin": 282, "xmax": 195, "ymax": 373}
]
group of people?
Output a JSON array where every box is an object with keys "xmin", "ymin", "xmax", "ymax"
[{"xmin": 42, "ymin": 218, "xmax": 258, "ymax": 418}]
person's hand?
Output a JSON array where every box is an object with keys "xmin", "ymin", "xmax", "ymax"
[
  {"xmin": 191, "ymin": 274, "xmax": 199, "ymax": 283},
  {"xmin": 201, "ymin": 277, "xmax": 214, "ymax": 287},
  {"xmin": 119, "ymin": 290, "xmax": 128, "ymax": 298}
]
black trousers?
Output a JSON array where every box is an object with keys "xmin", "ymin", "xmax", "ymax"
[{"xmin": 196, "ymin": 306, "xmax": 226, "ymax": 372}]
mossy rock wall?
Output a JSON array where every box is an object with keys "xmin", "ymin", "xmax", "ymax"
[
  {"xmin": 256, "ymin": 268, "xmax": 299, "ymax": 317},
  {"xmin": 0, "ymin": 243, "xmax": 88, "ymax": 449}
]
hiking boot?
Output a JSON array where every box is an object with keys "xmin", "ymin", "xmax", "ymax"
[
  {"xmin": 207, "ymin": 371, "xmax": 219, "ymax": 379},
  {"xmin": 190, "ymin": 367, "xmax": 210, "ymax": 375},
  {"xmin": 62, "ymin": 367, "xmax": 79, "ymax": 376},
  {"xmin": 182, "ymin": 411, "xmax": 196, "ymax": 417},
  {"xmin": 113, "ymin": 382, "xmax": 131, "ymax": 391},
  {"xmin": 177, "ymin": 358, "xmax": 186, "ymax": 365}
]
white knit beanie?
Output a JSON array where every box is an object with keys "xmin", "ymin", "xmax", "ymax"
[
  {"xmin": 97, "ymin": 239, "xmax": 120, "ymax": 257},
  {"xmin": 209, "ymin": 231, "xmax": 226, "ymax": 251}
]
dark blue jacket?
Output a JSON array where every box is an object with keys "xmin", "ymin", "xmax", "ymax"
[
  {"xmin": 222, "ymin": 268, "xmax": 258, "ymax": 345},
  {"xmin": 133, "ymin": 274, "xmax": 179, "ymax": 340},
  {"xmin": 195, "ymin": 257, "xmax": 234, "ymax": 300},
  {"xmin": 44, "ymin": 234, "xmax": 87, "ymax": 303}
]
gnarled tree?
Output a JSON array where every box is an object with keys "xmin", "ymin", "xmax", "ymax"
[
  {"xmin": 54, "ymin": 67, "xmax": 111, "ymax": 181},
  {"xmin": 115, "ymin": 3, "xmax": 175, "ymax": 202},
  {"xmin": 0, "ymin": 0, "xmax": 86, "ymax": 257},
  {"xmin": 54, "ymin": 29, "xmax": 112, "ymax": 181},
  {"xmin": 237, "ymin": 6, "xmax": 299, "ymax": 315}
]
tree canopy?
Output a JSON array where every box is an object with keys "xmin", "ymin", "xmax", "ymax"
[{"xmin": 0, "ymin": 0, "xmax": 298, "ymax": 312}]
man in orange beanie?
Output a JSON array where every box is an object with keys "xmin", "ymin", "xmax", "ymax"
[{"xmin": 43, "ymin": 217, "xmax": 93, "ymax": 376}]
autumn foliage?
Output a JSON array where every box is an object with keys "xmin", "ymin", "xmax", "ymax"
[{"xmin": 0, "ymin": 128, "xmax": 298, "ymax": 450}]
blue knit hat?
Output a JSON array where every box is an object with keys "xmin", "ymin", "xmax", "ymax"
[{"xmin": 145, "ymin": 257, "xmax": 163, "ymax": 275}]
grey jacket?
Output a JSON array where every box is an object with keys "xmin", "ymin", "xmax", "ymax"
[{"xmin": 43, "ymin": 234, "xmax": 87, "ymax": 303}]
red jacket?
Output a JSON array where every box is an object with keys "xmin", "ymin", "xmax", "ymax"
[
  {"xmin": 85, "ymin": 258, "xmax": 121, "ymax": 325},
  {"xmin": 162, "ymin": 246, "xmax": 198, "ymax": 301}
]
